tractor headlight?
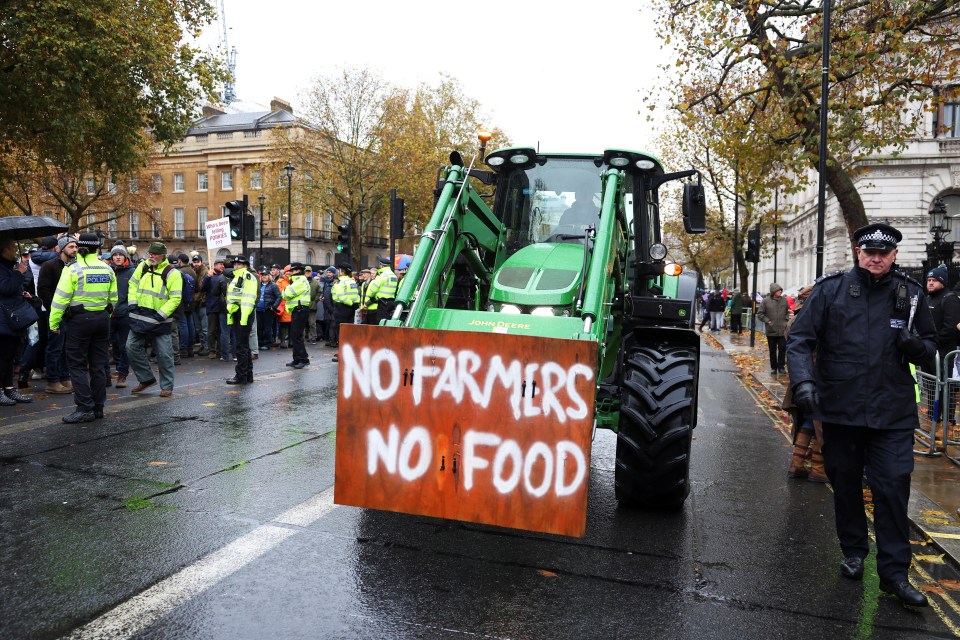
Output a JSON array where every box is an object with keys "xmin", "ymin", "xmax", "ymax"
[
  {"xmin": 500, "ymin": 304, "xmax": 522, "ymax": 314},
  {"xmin": 649, "ymin": 243, "xmax": 668, "ymax": 260},
  {"xmin": 530, "ymin": 306, "xmax": 555, "ymax": 316}
]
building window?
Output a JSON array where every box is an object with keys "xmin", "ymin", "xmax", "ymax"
[
  {"xmin": 243, "ymin": 130, "xmax": 262, "ymax": 138},
  {"xmin": 216, "ymin": 132, "xmax": 232, "ymax": 140},
  {"xmin": 250, "ymin": 170, "xmax": 262, "ymax": 190},
  {"xmin": 198, "ymin": 172, "xmax": 208, "ymax": 191},
  {"xmin": 129, "ymin": 210, "xmax": 140, "ymax": 239},
  {"xmin": 221, "ymin": 171, "xmax": 233, "ymax": 190},
  {"xmin": 151, "ymin": 209, "xmax": 162, "ymax": 238},
  {"xmin": 173, "ymin": 173, "xmax": 184, "ymax": 192},
  {"xmin": 85, "ymin": 212, "xmax": 96, "ymax": 231},
  {"xmin": 198, "ymin": 207, "xmax": 208, "ymax": 237},
  {"xmin": 254, "ymin": 207, "xmax": 262, "ymax": 239},
  {"xmin": 174, "ymin": 207, "xmax": 184, "ymax": 238},
  {"xmin": 279, "ymin": 208, "xmax": 289, "ymax": 237},
  {"xmin": 86, "ymin": 178, "xmax": 96, "ymax": 195},
  {"xmin": 107, "ymin": 178, "xmax": 117, "ymax": 195},
  {"xmin": 942, "ymin": 101, "xmax": 960, "ymax": 138},
  {"xmin": 107, "ymin": 218, "xmax": 117, "ymax": 238},
  {"xmin": 305, "ymin": 213, "xmax": 313, "ymax": 238},
  {"xmin": 129, "ymin": 176, "xmax": 139, "ymax": 193},
  {"xmin": 151, "ymin": 174, "xmax": 161, "ymax": 193}
]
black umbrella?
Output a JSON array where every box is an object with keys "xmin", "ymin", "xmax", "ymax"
[{"xmin": 0, "ymin": 215, "xmax": 69, "ymax": 241}]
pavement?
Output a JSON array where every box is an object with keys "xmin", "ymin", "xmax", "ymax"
[{"xmin": 704, "ymin": 326, "xmax": 960, "ymax": 573}]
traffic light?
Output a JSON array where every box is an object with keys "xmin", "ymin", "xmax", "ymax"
[
  {"xmin": 244, "ymin": 213, "xmax": 256, "ymax": 240},
  {"xmin": 337, "ymin": 223, "xmax": 351, "ymax": 257},
  {"xmin": 390, "ymin": 188, "xmax": 405, "ymax": 240},
  {"xmin": 225, "ymin": 200, "xmax": 244, "ymax": 239},
  {"xmin": 745, "ymin": 226, "xmax": 761, "ymax": 263}
]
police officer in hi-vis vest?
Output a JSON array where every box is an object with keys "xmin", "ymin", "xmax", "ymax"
[
  {"xmin": 226, "ymin": 255, "xmax": 258, "ymax": 385},
  {"xmin": 363, "ymin": 256, "xmax": 399, "ymax": 324},
  {"xmin": 49, "ymin": 233, "xmax": 117, "ymax": 423},
  {"xmin": 281, "ymin": 262, "xmax": 311, "ymax": 369}
]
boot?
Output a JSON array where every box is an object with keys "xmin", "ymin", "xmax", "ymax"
[
  {"xmin": 4, "ymin": 388, "xmax": 33, "ymax": 403},
  {"xmin": 808, "ymin": 436, "xmax": 829, "ymax": 483},
  {"xmin": 788, "ymin": 431, "xmax": 812, "ymax": 478}
]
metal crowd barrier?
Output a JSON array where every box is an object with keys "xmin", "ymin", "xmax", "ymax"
[
  {"xmin": 940, "ymin": 350, "xmax": 960, "ymax": 465},
  {"xmin": 915, "ymin": 352, "xmax": 942, "ymax": 457}
]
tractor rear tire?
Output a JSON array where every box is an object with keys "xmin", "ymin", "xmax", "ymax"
[{"xmin": 615, "ymin": 342, "xmax": 697, "ymax": 509}]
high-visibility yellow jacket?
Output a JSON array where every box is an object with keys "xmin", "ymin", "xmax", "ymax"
[
  {"xmin": 49, "ymin": 253, "xmax": 118, "ymax": 331},
  {"xmin": 281, "ymin": 274, "xmax": 311, "ymax": 311},
  {"xmin": 363, "ymin": 266, "xmax": 398, "ymax": 310},
  {"xmin": 332, "ymin": 276, "xmax": 360, "ymax": 307},
  {"xmin": 128, "ymin": 259, "xmax": 183, "ymax": 317},
  {"xmin": 226, "ymin": 267, "xmax": 258, "ymax": 326}
]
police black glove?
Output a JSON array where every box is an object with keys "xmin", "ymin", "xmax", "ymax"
[
  {"xmin": 896, "ymin": 328, "xmax": 927, "ymax": 363},
  {"xmin": 793, "ymin": 381, "xmax": 820, "ymax": 416}
]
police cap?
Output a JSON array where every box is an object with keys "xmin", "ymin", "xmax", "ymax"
[
  {"xmin": 289, "ymin": 262, "xmax": 305, "ymax": 272},
  {"xmin": 232, "ymin": 254, "xmax": 250, "ymax": 264},
  {"xmin": 377, "ymin": 256, "xmax": 391, "ymax": 266},
  {"xmin": 337, "ymin": 262, "xmax": 353, "ymax": 273},
  {"xmin": 854, "ymin": 223, "xmax": 901, "ymax": 251},
  {"xmin": 76, "ymin": 233, "xmax": 102, "ymax": 249}
]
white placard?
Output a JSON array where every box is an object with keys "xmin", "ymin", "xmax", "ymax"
[{"xmin": 205, "ymin": 217, "xmax": 232, "ymax": 250}]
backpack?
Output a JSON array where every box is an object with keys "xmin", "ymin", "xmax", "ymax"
[{"xmin": 180, "ymin": 271, "xmax": 195, "ymax": 306}]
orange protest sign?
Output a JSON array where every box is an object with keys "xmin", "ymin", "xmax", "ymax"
[{"xmin": 334, "ymin": 324, "xmax": 597, "ymax": 537}]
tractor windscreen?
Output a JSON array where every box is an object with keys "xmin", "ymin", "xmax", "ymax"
[{"xmin": 499, "ymin": 158, "xmax": 602, "ymax": 252}]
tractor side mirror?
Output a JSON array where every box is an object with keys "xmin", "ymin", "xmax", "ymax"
[{"xmin": 682, "ymin": 183, "xmax": 707, "ymax": 234}]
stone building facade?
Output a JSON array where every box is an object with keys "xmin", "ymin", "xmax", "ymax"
[{"xmin": 754, "ymin": 109, "xmax": 960, "ymax": 295}]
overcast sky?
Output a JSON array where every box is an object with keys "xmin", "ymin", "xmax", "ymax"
[{"xmin": 212, "ymin": 0, "xmax": 671, "ymax": 154}]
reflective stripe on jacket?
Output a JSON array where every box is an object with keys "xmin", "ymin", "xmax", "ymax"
[
  {"xmin": 332, "ymin": 276, "xmax": 360, "ymax": 306},
  {"xmin": 128, "ymin": 259, "xmax": 182, "ymax": 320},
  {"xmin": 364, "ymin": 267, "xmax": 397, "ymax": 306},
  {"xmin": 281, "ymin": 274, "xmax": 311, "ymax": 311},
  {"xmin": 49, "ymin": 253, "xmax": 118, "ymax": 330},
  {"xmin": 226, "ymin": 268, "xmax": 258, "ymax": 326}
]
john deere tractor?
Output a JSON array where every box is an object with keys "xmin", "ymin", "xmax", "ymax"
[{"xmin": 334, "ymin": 136, "xmax": 706, "ymax": 537}]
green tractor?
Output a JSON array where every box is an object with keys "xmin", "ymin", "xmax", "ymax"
[{"xmin": 335, "ymin": 136, "xmax": 706, "ymax": 537}]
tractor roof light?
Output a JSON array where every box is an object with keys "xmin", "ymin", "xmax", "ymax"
[
  {"xmin": 602, "ymin": 149, "xmax": 662, "ymax": 172},
  {"xmin": 663, "ymin": 263, "xmax": 683, "ymax": 276},
  {"xmin": 485, "ymin": 147, "xmax": 538, "ymax": 170}
]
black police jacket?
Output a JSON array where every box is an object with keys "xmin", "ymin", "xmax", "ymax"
[{"xmin": 786, "ymin": 265, "xmax": 936, "ymax": 430}]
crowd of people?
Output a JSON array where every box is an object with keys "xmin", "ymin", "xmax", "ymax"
[{"xmin": 0, "ymin": 232, "xmax": 411, "ymax": 419}]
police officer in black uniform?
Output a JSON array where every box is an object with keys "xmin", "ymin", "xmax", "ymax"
[{"xmin": 787, "ymin": 222, "xmax": 936, "ymax": 607}]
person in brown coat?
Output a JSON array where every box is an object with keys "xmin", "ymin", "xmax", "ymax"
[
  {"xmin": 757, "ymin": 282, "xmax": 791, "ymax": 374},
  {"xmin": 781, "ymin": 285, "xmax": 827, "ymax": 482}
]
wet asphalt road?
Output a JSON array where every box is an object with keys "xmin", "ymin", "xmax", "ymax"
[{"xmin": 1, "ymin": 341, "xmax": 959, "ymax": 639}]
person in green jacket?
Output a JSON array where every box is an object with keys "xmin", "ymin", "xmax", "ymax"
[{"xmin": 728, "ymin": 289, "xmax": 745, "ymax": 335}]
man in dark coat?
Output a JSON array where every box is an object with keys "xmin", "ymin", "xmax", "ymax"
[
  {"xmin": 37, "ymin": 236, "xmax": 77, "ymax": 394},
  {"xmin": 202, "ymin": 258, "xmax": 230, "ymax": 360},
  {"xmin": 787, "ymin": 222, "xmax": 935, "ymax": 607},
  {"xmin": 921, "ymin": 264, "xmax": 960, "ymax": 374}
]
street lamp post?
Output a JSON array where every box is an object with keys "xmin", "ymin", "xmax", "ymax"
[
  {"xmin": 258, "ymin": 194, "xmax": 266, "ymax": 267},
  {"xmin": 928, "ymin": 197, "xmax": 954, "ymax": 270},
  {"xmin": 285, "ymin": 163, "xmax": 294, "ymax": 264}
]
